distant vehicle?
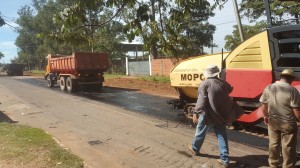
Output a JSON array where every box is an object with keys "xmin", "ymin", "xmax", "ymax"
[
  {"xmin": 44, "ymin": 52, "xmax": 110, "ymax": 92},
  {"xmin": 6, "ymin": 64, "xmax": 24, "ymax": 76}
]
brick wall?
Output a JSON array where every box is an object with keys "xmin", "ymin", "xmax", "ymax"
[{"xmin": 151, "ymin": 58, "xmax": 181, "ymax": 76}]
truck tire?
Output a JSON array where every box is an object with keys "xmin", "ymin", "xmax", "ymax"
[
  {"xmin": 47, "ymin": 75, "xmax": 54, "ymax": 88},
  {"xmin": 59, "ymin": 77, "xmax": 66, "ymax": 91},
  {"xmin": 66, "ymin": 77, "xmax": 78, "ymax": 92},
  {"xmin": 98, "ymin": 82, "xmax": 103, "ymax": 91}
]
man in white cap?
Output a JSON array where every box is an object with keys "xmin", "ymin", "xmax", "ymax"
[
  {"xmin": 260, "ymin": 69, "xmax": 300, "ymax": 168},
  {"xmin": 188, "ymin": 64, "xmax": 244, "ymax": 168}
]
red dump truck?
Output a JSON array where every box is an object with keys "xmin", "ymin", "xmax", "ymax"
[{"xmin": 44, "ymin": 52, "xmax": 109, "ymax": 92}]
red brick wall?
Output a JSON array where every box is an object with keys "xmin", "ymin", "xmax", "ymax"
[{"xmin": 151, "ymin": 58, "xmax": 181, "ymax": 76}]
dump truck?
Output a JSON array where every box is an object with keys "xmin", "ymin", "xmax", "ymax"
[
  {"xmin": 169, "ymin": 24, "xmax": 300, "ymax": 125},
  {"xmin": 6, "ymin": 64, "xmax": 24, "ymax": 76},
  {"xmin": 44, "ymin": 52, "xmax": 109, "ymax": 92}
]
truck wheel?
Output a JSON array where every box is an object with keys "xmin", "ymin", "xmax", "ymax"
[
  {"xmin": 98, "ymin": 83, "xmax": 103, "ymax": 91},
  {"xmin": 59, "ymin": 77, "xmax": 66, "ymax": 91},
  {"xmin": 66, "ymin": 77, "xmax": 78, "ymax": 92},
  {"xmin": 47, "ymin": 76, "xmax": 54, "ymax": 88}
]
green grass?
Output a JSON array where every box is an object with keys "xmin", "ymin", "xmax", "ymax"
[
  {"xmin": 27, "ymin": 71, "xmax": 170, "ymax": 84},
  {"xmin": 24, "ymin": 70, "xmax": 45, "ymax": 77},
  {"xmin": 104, "ymin": 73, "xmax": 170, "ymax": 83},
  {"xmin": 104, "ymin": 73, "xmax": 127, "ymax": 79},
  {"xmin": 26, "ymin": 70, "xmax": 45, "ymax": 75},
  {"xmin": 0, "ymin": 123, "xmax": 84, "ymax": 168},
  {"xmin": 140, "ymin": 75, "xmax": 170, "ymax": 83}
]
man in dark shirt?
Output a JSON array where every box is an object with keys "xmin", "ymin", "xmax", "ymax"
[{"xmin": 188, "ymin": 65, "xmax": 244, "ymax": 168}]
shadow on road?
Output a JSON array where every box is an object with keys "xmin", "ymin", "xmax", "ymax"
[
  {"xmin": 102, "ymin": 86, "xmax": 140, "ymax": 92},
  {"xmin": 177, "ymin": 149, "xmax": 269, "ymax": 167},
  {"xmin": 0, "ymin": 110, "xmax": 18, "ymax": 123},
  {"xmin": 230, "ymin": 154, "xmax": 269, "ymax": 167}
]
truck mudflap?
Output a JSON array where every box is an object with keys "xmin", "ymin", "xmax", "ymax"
[{"xmin": 236, "ymin": 108, "xmax": 264, "ymax": 124}]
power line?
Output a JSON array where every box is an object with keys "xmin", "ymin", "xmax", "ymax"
[
  {"xmin": 0, "ymin": 13, "xmax": 18, "ymax": 31},
  {"xmin": 0, "ymin": 13, "xmax": 16, "ymax": 22},
  {"xmin": 5, "ymin": 22, "xmax": 18, "ymax": 31},
  {"xmin": 214, "ymin": 20, "xmax": 236, "ymax": 26}
]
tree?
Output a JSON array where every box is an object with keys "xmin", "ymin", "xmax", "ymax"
[
  {"xmin": 124, "ymin": 0, "xmax": 216, "ymax": 58},
  {"xmin": 123, "ymin": 0, "xmax": 217, "ymax": 58},
  {"xmin": 52, "ymin": 0, "xmax": 126, "ymax": 52},
  {"xmin": 14, "ymin": 1, "xmax": 70, "ymax": 69},
  {"xmin": 0, "ymin": 15, "xmax": 5, "ymax": 27},
  {"xmin": 224, "ymin": 22, "xmax": 267, "ymax": 51},
  {"xmin": 223, "ymin": 0, "xmax": 299, "ymax": 52},
  {"xmin": 14, "ymin": 0, "xmax": 224, "ymax": 70},
  {"xmin": 240, "ymin": 0, "xmax": 300, "ymax": 25},
  {"xmin": 14, "ymin": 5, "xmax": 37, "ymax": 69},
  {"xmin": 54, "ymin": 0, "xmax": 217, "ymax": 58},
  {"xmin": 14, "ymin": 0, "xmax": 126, "ymax": 71},
  {"xmin": 0, "ymin": 51, "xmax": 4, "ymax": 60},
  {"xmin": 167, "ymin": 0, "xmax": 216, "ymax": 57}
]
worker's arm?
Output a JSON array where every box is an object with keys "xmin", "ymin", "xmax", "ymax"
[
  {"xmin": 193, "ymin": 82, "xmax": 207, "ymax": 124},
  {"xmin": 260, "ymin": 103, "xmax": 269, "ymax": 125}
]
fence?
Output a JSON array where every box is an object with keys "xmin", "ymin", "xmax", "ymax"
[{"xmin": 125, "ymin": 56, "xmax": 181, "ymax": 76}]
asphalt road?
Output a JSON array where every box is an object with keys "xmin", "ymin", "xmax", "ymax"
[{"xmin": 0, "ymin": 75, "xmax": 271, "ymax": 168}]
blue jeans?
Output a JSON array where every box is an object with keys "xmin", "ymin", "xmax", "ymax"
[{"xmin": 191, "ymin": 114, "xmax": 229, "ymax": 164}]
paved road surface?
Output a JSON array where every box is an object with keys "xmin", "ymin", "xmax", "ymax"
[{"xmin": 0, "ymin": 75, "xmax": 270, "ymax": 168}]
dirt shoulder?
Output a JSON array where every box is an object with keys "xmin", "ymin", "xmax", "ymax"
[
  {"xmin": 103, "ymin": 76, "xmax": 179, "ymax": 98},
  {"xmin": 23, "ymin": 71, "xmax": 179, "ymax": 98}
]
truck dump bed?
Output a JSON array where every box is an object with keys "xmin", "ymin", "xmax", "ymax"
[{"xmin": 48, "ymin": 52, "xmax": 109, "ymax": 73}]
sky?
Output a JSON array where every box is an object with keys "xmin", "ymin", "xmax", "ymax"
[
  {"xmin": 0, "ymin": 0, "xmax": 32, "ymax": 63},
  {"xmin": 0, "ymin": 0, "xmax": 247, "ymax": 64}
]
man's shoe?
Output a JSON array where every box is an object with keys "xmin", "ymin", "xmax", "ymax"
[
  {"xmin": 187, "ymin": 144, "xmax": 199, "ymax": 156},
  {"xmin": 217, "ymin": 159, "xmax": 230, "ymax": 168}
]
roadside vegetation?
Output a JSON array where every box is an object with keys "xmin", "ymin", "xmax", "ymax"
[
  {"xmin": 25, "ymin": 70, "xmax": 46, "ymax": 76},
  {"xmin": 3, "ymin": 0, "xmax": 219, "ymax": 73},
  {"xmin": 1, "ymin": 0, "xmax": 297, "ymax": 72},
  {"xmin": 105, "ymin": 74, "xmax": 171, "ymax": 83},
  {"xmin": 104, "ymin": 73, "xmax": 127, "ymax": 79},
  {"xmin": 140, "ymin": 76, "xmax": 170, "ymax": 83},
  {"xmin": 0, "ymin": 122, "xmax": 84, "ymax": 168},
  {"xmin": 25, "ymin": 70, "xmax": 171, "ymax": 83}
]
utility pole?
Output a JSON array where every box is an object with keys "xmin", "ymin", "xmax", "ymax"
[
  {"xmin": 211, "ymin": 37, "xmax": 214, "ymax": 54},
  {"xmin": 150, "ymin": 0, "xmax": 155, "ymax": 20},
  {"xmin": 150, "ymin": 0, "xmax": 158, "ymax": 59},
  {"xmin": 264, "ymin": 0, "xmax": 272, "ymax": 28},
  {"xmin": 232, "ymin": 0, "xmax": 245, "ymax": 42}
]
